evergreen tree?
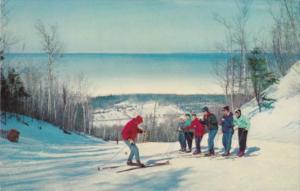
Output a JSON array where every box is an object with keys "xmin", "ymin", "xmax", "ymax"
[
  {"xmin": 1, "ymin": 68, "xmax": 29, "ymax": 113},
  {"xmin": 247, "ymin": 47, "xmax": 278, "ymax": 112},
  {"xmin": 1, "ymin": 70, "xmax": 9, "ymax": 112}
]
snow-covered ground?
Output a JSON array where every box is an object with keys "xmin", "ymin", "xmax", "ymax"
[
  {"xmin": 93, "ymin": 101, "xmax": 184, "ymax": 127},
  {"xmin": 1, "ymin": 62, "xmax": 299, "ymax": 191},
  {"xmin": 242, "ymin": 61, "xmax": 300, "ymax": 144}
]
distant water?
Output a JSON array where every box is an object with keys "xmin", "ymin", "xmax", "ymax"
[{"xmin": 6, "ymin": 53, "xmax": 230, "ymax": 96}]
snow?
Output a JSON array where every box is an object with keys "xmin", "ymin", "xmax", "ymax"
[
  {"xmin": 93, "ymin": 101, "xmax": 184, "ymax": 127},
  {"xmin": 242, "ymin": 61, "xmax": 300, "ymax": 144},
  {"xmin": 1, "ymin": 62, "xmax": 300, "ymax": 191}
]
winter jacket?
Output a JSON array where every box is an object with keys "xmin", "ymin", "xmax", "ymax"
[
  {"xmin": 121, "ymin": 116, "xmax": 143, "ymax": 141},
  {"xmin": 234, "ymin": 115, "xmax": 250, "ymax": 130},
  {"xmin": 184, "ymin": 117, "xmax": 193, "ymax": 132},
  {"xmin": 186, "ymin": 118, "xmax": 205, "ymax": 137},
  {"xmin": 177, "ymin": 121, "xmax": 185, "ymax": 132},
  {"xmin": 221, "ymin": 112, "xmax": 234, "ymax": 133},
  {"xmin": 203, "ymin": 112, "xmax": 218, "ymax": 130}
]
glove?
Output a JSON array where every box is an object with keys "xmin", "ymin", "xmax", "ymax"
[{"xmin": 139, "ymin": 129, "xmax": 144, "ymax": 133}]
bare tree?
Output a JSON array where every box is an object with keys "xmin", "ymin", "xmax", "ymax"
[
  {"xmin": 0, "ymin": 0, "xmax": 17, "ymax": 70},
  {"xmin": 35, "ymin": 20, "xmax": 62, "ymax": 121},
  {"xmin": 0, "ymin": 0, "xmax": 8, "ymax": 68},
  {"xmin": 234, "ymin": 0, "xmax": 252, "ymax": 94},
  {"xmin": 213, "ymin": 0, "xmax": 253, "ymax": 109},
  {"xmin": 0, "ymin": 0, "xmax": 8, "ymax": 118},
  {"xmin": 269, "ymin": 0, "xmax": 300, "ymax": 75},
  {"xmin": 213, "ymin": 60, "xmax": 230, "ymax": 104}
]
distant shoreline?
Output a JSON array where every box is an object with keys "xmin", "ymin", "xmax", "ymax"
[
  {"xmin": 91, "ymin": 93, "xmax": 225, "ymax": 98},
  {"xmin": 6, "ymin": 52, "xmax": 268, "ymax": 56}
]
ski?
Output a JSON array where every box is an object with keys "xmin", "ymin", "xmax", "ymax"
[
  {"xmin": 98, "ymin": 165, "xmax": 124, "ymax": 171},
  {"xmin": 216, "ymin": 153, "xmax": 259, "ymax": 160},
  {"xmin": 174, "ymin": 152, "xmax": 221, "ymax": 159},
  {"xmin": 98, "ymin": 162, "xmax": 140, "ymax": 171},
  {"xmin": 175, "ymin": 153, "xmax": 206, "ymax": 158},
  {"xmin": 116, "ymin": 161, "xmax": 170, "ymax": 173}
]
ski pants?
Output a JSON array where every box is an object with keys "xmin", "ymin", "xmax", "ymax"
[
  {"xmin": 222, "ymin": 129, "xmax": 233, "ymax": 153},
  {"xmin": 125, "ymin": 140, "xmax": 140, "ymax": 162},
  {"xmin": 195, "ymin": 136, "xmax": 203, "ymax": 153},
  {"xmin": 238, "ymin": 128, "xmax": 248, "ymax": 152},
  {"xmin": 178, "ymin": 131, "xmax": 186, "ymax": 150},
  {"xmin": 208, "ymin": 128, "xmax": 218, "ymax": 153},
  {"xmin": 185, "ymin": 132, "xmax": 194, "ymax": 150}
]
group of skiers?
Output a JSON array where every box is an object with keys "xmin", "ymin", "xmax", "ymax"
[
  {"xmin": 178, "ymin": 106, "xmax": 250, "ymax": 157},
  {"xmin": 120, "ymin": 105, "xmax": 250, "ymax": 167}
]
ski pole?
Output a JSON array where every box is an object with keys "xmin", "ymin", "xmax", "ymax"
[{"xmin": 98, "ymin": 144, "xmax": 128, "ymax": 169}]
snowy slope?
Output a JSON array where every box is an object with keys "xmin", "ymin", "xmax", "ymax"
[
  {"xmin": 242, "ymin": 61, "xmax": 300, "ymax": 144},
  {"xmin": 0, "ymin": 114, "xmax": 103, "ymax": 145},
  {"xmin": 0, "ymin": 114, "xmax": 298, "ymax": 191},
  {"xmin": 1, "ymin": 62, "xmax": 300, "ymax": 191}
]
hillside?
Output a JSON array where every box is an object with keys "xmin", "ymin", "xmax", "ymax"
[
  {"xmin": 92, "ymin": 94, "xmax": 224, "ymax": 127},
  {"xmin": 243, "ymin": 61, "xmax": 300, "ymax": 144},
  {"xmin": 0, "ymin": 62, "xmax": 299, "ymax": 191}
]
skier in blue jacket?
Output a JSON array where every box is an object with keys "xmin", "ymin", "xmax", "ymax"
[
  {"xmin": 177, "ymin": 117, "xmax": 186, "ymax": 152},
  {"xmin": 221, "ymin": 106, "xmax": 234, "ymax": 156}
]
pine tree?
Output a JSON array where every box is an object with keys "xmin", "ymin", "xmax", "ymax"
[
  {"xmin": 1, "ymin": 68, "xmax": 30, "ymax": 113},
  {"xmin": 247, "ymin": 47, "xmax": 278, "ymax": 112},
  {"xmin": 1, "ymin": 70, "xmax": 9, "ymax": 112}
]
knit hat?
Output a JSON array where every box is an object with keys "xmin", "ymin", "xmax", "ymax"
[
  {"xmin": 185, "ymin": 113, "xmax": 191, "ymax": 117},
  {"xmin": 202, "ymin": 107, "xmax": 209, "ymax": 112},
  {"xmin": 235, "ymin": 108, "xmax": 241, "ymax": 114},
  {"xmin": 223, "ymin": 106, "xmax": 230, "ymax": 111}
]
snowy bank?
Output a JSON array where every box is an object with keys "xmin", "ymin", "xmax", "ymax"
[{"xmin": 242, "ymin": 61, "xmax": 300, "ymax": 144}]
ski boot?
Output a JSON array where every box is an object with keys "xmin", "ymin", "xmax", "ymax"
[
  {"xmin": 238, "ymin": 150, "xmax": 245, "ymax": 157},
  {"xmin": 137, "ymin": 160, "xmax": 145, "ymax": 168},
  {"xmin": 222, "ymin": 152, "xmax": 231, "ymax": 157},
  {"xmin": 186, "ymin": 149, "xmax": 192, "ymax": 153},
  {"xmin": 127, "ymin": 160, "xmax": 135, "ymax": 166},
  {"xmin": 193, "ymin": 151, "xmax": 201, "ymax": 155},
  {"xmin": 204, "ymin": 150, "xmax": 215, "ymax": 157}
]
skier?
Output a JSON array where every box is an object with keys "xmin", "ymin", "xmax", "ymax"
[
  {"xmin": 183, "ymin": 113, "xmax": 193, "ymax": 153},
  {"xmin": 202, "ymin": 107, "xmax": 219, "ymax": 156},
  {"xmin": 185, "ymin": 113, "xmax": 205, "ymax": 155},
  {"xmin": 121, "ymin": 115, "xmax": 145, "ymax": 167},
  {"xmin": 221, "ymin": 106, "xmax": 234, "ymax": 156},
  {"xmin": 177, "ymin": 117, "xmax": 186, "ymax": 152},
  {"xmin": 234, "ymin": 109, "xmax": 250, "ymax": 157}
]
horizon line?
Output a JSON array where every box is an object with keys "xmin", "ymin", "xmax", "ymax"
[
  {"xmin": 7, "ymin": 51, "xmax": 273, "ymax": 55},
  {"xmin": 8, "ymin": 50, "xmax": 225, "ymax": 54}
]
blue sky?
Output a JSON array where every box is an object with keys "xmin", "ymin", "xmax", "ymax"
[{"xmin": 8, "ymin": 0, "xmax": 278, "ymax": 53}]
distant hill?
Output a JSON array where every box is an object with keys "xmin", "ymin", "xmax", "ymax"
[{"xmin": 90, "ymin": 94, "xmax": 225, "ymax": 112}]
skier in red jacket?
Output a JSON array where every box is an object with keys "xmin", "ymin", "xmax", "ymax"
[
  {"xmin": 121, "ymin": 115, "xmax": 145, "ymax": 167},
  {"xmin": 185, "ymin": 113, "xmax": 205, "ymax": 155}
]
